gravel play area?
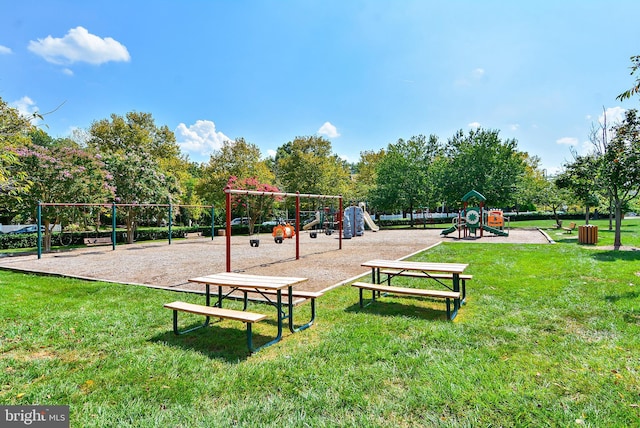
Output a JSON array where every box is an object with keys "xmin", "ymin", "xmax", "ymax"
[{"xmin": 0, "ymin": 228, "xmax": 550, "ymax": 293}]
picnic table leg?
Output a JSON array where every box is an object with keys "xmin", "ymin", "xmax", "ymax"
[
  {"xmin": 288, "ymin": 286, "xmax": 316, "ymax": 333},
  {"xmin": 453, "ymin": 273, "xmax": 461, "ymax": 313},
  {"xmin": 251, "ymin": 289, "xmax": 284, "ymax": 353}
]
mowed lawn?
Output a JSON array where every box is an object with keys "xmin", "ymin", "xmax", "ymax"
[{"xmin": 1, "ymin": 223, "xmax": 639, "ymax": 426}]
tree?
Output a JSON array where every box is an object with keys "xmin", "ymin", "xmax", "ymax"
[
  {"xmin": 617, "ymin": 55, "xmax": 640, "ymax": 102},
  {"xmin": 598, "ymin": 109, "xmax": 640, "ymax": 248},
  {"xmin": 371, "ymin": 135, "xmax": 442, "ymax": 225},
  {"xmin": 88, "ymin": 112, "xmax": 179, "ymax": 243},
  {"xmin": 274, "ymin": 135, "xmax": 352, "ymax": 207},
  {"xmin": 352, "ymin": 149, "xmax": 385, "ymax": 209},
  {"xmin": 7, "ymin": 132, "xmax": 113, "ymax": 251},
  {"xmin": 226, "ymin": 176, "xmax": 281, "ymax": 235},
  {"xmin": 440, "ymin": 128, "xmax": 527, "ymax": 209},
  {"xmin": 555, "ymin": 154, "xmax": 600, "ymax": 224},
  {"xmin": 196, "ymin": 138, "xmax": 274, "ymax": 213},
  {"xmin": 0, "ymin": 97, "xmax": 33, "ymax": 203}
]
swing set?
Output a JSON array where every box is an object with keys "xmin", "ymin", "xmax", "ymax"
[
  {"xmin": 224, "ymin": 187, "xmax": 343, "ymax": 272},
  {"xmin": 35, "ymin": 201, "xmax": 215, "ymax": 259}
]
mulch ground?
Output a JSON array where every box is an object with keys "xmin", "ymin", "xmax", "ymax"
[{"xmin": 0, "ymin": 228, "xmax": 550, "ymax": 293}]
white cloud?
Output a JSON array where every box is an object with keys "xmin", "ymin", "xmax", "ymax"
[
  {"xmin": 472, "ymin": 68, "xmax": 485, "ymax": 78},
  {"xmin": 468, "ymin": 122, "xmax": 481, "ymax": 128},
  {"xmin": 62, "ymin": 68, "xmax": 74, "ymax": 76},
  {"xmin": 0, "ymin": 45, "xmax": 12, "ymax": 54},
  {"xmin": 318, "ymin": 121, "xmax": 340, "ymax": 138},
  {"xmin": 175, "ymin": 120, "xmax": 231, "ymax": 160},
  {"xmin": 556, "ymin": 137, "xmax": 578, "ymax": 146},
  {"xmin": 10, "ymin": 96, "xmax": 41, "ymax": 125},
  {"xmin": 599, "ymin": 106, "xmax": 626, "ymax": 127},
  {"xmin": 509, "ymin": 124, "xmax": 520, "ymax": 131},
  {"xmin": 266, "ymin": 149, "xmax": 277, "ymax": 158},
  {"xmin": 28, "ymin": 26, "xmax": 130, "ymax": 65}
]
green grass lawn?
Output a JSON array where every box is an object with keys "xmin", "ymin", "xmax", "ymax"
[{"xmin": 1, "ymin": 236, "xmax": 639, "ymax": 426}]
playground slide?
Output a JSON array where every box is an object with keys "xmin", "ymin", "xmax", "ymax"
[
  {"xmin": 482, "ymin": 224, "xmax": 509, "ymax": 236},
  {"xmin": 303, "ymin": 212, "xmax": 321, "ymax": 231},
  {"xmin": 362, "ymin": 210, "xmax": 380, "ymax": 232},
  {"xmin": 440, "ymin": 224, "xmax": 458, "ymax": 236}
]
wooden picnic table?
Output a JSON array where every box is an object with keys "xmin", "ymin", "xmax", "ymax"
[
  {"xmin": 355, "ymin": 259, "xmax": 470, "ymax": 320},
  {"xmin": 167, "ymin": 272, "xmax": 310, "ymax": 352}
]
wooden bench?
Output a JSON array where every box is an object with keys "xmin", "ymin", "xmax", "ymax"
[
  {"xmin": 184, "ymin": 232, "xmax": 203, "ymax": 238},
  {"xmin": 380, "ymin": 269, "xmax": 471, "ymax": 303},
  {"xmin": 562, "ymin": 222, "xmax": 577, "ymax": 233},
  {"xmin": 352, "ymin": 282, "xmax": 461, "ymax": 320},
  {"xmin": 164, "ymin": 301, "xmax": 267, "ymax": 353},
  {"xmin": 83, "ymin": 237, "xmax": 112, "ymax": 246}
]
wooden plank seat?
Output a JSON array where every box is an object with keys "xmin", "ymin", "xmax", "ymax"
[
  {"xmin": 352, "ymin": 282, "xmax": 461, "ymax": 320},
  {"xmin": 380, "ymin": 269, "xmax": 471, "ymax": 303},
  {"xmin": 83, "ymin": 237, "xmax": 112, "ymax": 246},
  {"xmin": 184, "ymin": 232, "xmax": 203, "ymax": 238},
  {"xmin": 164, "ymin": 301, "xmax": 267, "ymax": 353},
  {"xmin": 562, "ymin": 222, "xmax": 577, "ymax": 233}
]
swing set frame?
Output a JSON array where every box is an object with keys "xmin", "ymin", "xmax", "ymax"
[
  {"xmin": 224, "ymin": 187, "xmax": 343, "ymax": 272},
  {"xmin": 36, "ymin": 201, "xmax": 215, "ymax": 259}
]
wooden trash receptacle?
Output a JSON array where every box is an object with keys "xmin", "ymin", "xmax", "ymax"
[
  {"xmin": 217, "ymin": 229, "xmax": 226, "ymax": 236},
  {"xmin": 578, "ymin": 225, "xmax": 598, "ymax": 244}
]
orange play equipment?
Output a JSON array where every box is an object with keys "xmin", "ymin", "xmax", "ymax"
[{"xmin": 272, "ymin": 223, "xmax": 295, "ymax": 243}]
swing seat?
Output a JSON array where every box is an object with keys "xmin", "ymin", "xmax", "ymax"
[
  {"xmin": 274, "ymin": 237, "xmax": 283, "ymax": 244},
  {"xmin": 310, "ymin": 232, "xmax": 317, "ymax": 238},
  {"xmin": 250, "ymin": 239, "xmax": 260, "ymax": 247}
]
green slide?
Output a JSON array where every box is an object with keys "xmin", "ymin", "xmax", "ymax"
[
  {"xmin": 482, "ymin": 224, "xmax": 509, "ymax": 236},
  {"xmin": 440, "ymin": 224, "xmax": 458, "ymax": 236}
]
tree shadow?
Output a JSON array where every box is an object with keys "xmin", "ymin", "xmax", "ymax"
[
  {"xmin": 344, "ymin": 296, "xmax": 451, "ymax": 322},
  {"xmin": 591, "ymin": 250, "xmax": 640, "ymax": 262}
]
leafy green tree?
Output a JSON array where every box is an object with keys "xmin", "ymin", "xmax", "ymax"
[
  {"xmin": 440, "ymin": 128, "xmax": 526, "ymax": 209},
  {"xmin": 274, "ymin": 135, "xmax": 352, "ymax": 208},
  {"xmin": 88, "ymin": 112, "xmax": 179, "ymax": 243},
  {"xmin": 371, "ymin": 135, "xmax": 442, "ymax": 225},
  {"xmin": 226, "ymin": 176, "xmax": 281, "ymax": 235},
  {"xmin": 196, "ymin": 138, "xmax": 274, "ymax": 214},
  {"xmin": 617, "ymin": 55, "xmax": 640, "ymax": 101},
  {"xmin": 353, "ymin": 149, "xmax": 385, "ymax": 208},
  {"xmin": 598, "ymin": 109, "xmax": 640, "ymax": 248},
  {"xmin": 7, "ymin": 132, "xmax": 113, "ymax": 251},
  {"xmin": 0, "ymin": 97, "xmax": 33, "ymax": 203},
  {"xmin": 555, "ymin": 154, "xmax": 600, "ymax": 224}
]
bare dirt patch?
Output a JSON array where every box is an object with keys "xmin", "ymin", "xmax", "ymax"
[{"xmin": 0, "ymin": 228, "xmax": 549, "ymax": 293}]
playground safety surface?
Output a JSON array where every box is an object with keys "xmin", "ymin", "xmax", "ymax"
[{"xmin": 0, "ymin": 228, "xmax": 550, "ymax": 293}]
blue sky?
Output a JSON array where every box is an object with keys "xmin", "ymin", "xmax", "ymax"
[{"xmin": 2, "ymin": 1, "xmax": 639, "ymax": 174}]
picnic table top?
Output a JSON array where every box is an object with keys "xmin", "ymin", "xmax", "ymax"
[
  {"xmin": 361, "ymin": 259, "xmax": 468, "ymax": 274},
  {"xmin": 187, "ymin": 272, "xmax": 308, "ymax": 290}
]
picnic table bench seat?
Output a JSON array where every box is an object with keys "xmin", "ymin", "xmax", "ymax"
[
  {"xmin": 164, "ymin": 301, "xmax": 267, "ymax": 352},
  {"xmin": 379, "ymin": 269, "xmax": 471, "ymax": 303},
  {"xmin": 352, "ymin": 282, "xmax": 461, "ymax": 320},
  {"xmin": 83, "ymin": 237, "xmax": 113, "ymax": 246}
]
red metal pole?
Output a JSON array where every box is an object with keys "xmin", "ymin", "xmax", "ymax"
[
  {"xmin": 338, "ymin": 196, "xmax": 343, "ymax": 249},
  {"xmin": 226, "ymin": 186, "xmax": 232, "ymax": 272},
  {"xmin": 295, "ymin": 192, "xmax": 300, "ymax": 260}
]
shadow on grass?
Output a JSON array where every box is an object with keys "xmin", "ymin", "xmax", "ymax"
[
  {"xmin": 605, "ymin": 290, "xmax": 640, "ymax": 303},
  {"xmin": 591, "ymin": 250, "xmax": 640, "ymax": 262},
  {"xmin": 150, "ymin": 323, "xmax": 275, "ymax": 362},
  {"xmin": 344, "ymin": 296, "xmax": 450, "ymax": 322}
]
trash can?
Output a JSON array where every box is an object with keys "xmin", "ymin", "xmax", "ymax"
[
  {"xmin": 217, "ymin": 229, "xmax": 226, "ymax": 236},
  {"xmin": 578, "ymin": 225, "xmax": 598, "ymax": 244}
]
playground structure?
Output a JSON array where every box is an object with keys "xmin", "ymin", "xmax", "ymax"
[
  {"xmin": 440, "ymin": 190, "xmax": 509, "ymax": 239},
  {"xmin": 302, "ymin": 207, "xmax": 339, "ymax": 238},
  {"xmin": 343, "ymin": 203, "xmax": 380, "ymax": 239},
  {"xmin": 224, "ymin": 187, "xmax": 343, "ymax": 272}
]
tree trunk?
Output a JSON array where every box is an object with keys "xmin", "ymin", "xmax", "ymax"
[
  {"xmin": 614, "ymin": 199, "xmax": 623, "ymax": 249},
  {"xmin": 584, "ymin": 204, "xmax": 590, "ymax": 225}
]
